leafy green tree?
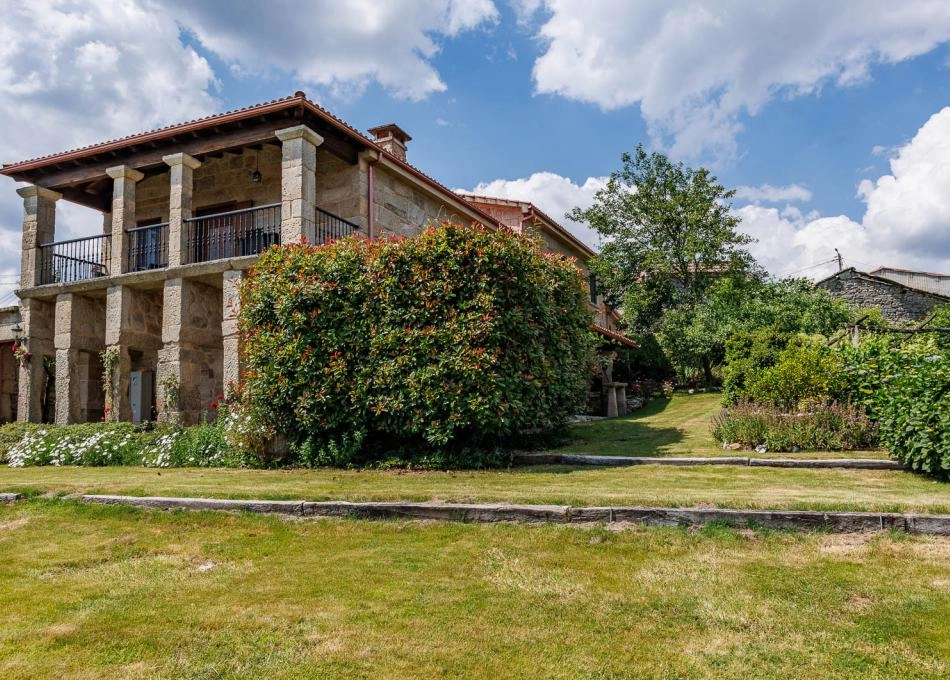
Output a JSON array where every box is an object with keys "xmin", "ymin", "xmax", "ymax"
[{"xmin": 571, "ymin": 144, "xmax": 756, "ymax": 332}]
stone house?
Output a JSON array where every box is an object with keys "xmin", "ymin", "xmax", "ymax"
[
  {"xmin": 816, "ymin": 267, "xmax": 950, "ymax": 323},
  {"xmin": 1, "ymin": 92, "xmax": 626, "ymax": 425}
]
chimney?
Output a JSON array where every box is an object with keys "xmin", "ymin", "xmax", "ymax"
[{"xmin": 368, "ymin": 123, "xmax": 412, "ymax": 162}]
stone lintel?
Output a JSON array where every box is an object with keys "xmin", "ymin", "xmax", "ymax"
[
  {"xmin": 16, "ymin": 185, "xmax": 62, "ymax": 202},
  {"xmin": 162, "ymin": 152, "xmax": 202, "ymax": 170},
  {"xmin": 105, "ymin": 165, "xmax": 144, "ymax": 182},
  {"xmin": 275, "ymin": 125, "xmax": 324, "ymax": 147}
]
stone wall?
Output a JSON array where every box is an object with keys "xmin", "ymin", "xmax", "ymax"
[
  {"xmin": 0, "ymin": 343, "xmax": 17, "ymax": 422},
  {"xmin": 136, "ymin": 146, "xmax": 283, "ymax": 223},
  {"xmin": 316, "ymin": 149, "xmax": 363, "ymax": 228},
  {"xmin": 818, "ymin": 270, "xmax": 947, "ymax": 323},
  {"xmin": 372, "ymin": 166, "xmax": 469, "ymax": 238}
]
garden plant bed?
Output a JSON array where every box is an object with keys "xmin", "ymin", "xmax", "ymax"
[
  {"xmin": 560, "ymin": 393, "xmax": 890, "ymax": 459},
  {"xmin": 1, "ymin": 499, "xmax": 948, "ymax": 678}
]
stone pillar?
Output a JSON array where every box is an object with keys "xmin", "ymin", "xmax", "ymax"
[
  {"xmin": 54, "ymin": 294, "xmax": 79, "ymax": 425},
  {"xmin": 617, "ymin": 385, "xmax": 628, "ymax": 416},
  {"xmin": 276, "ymin": 125, "xmax": 322, "ymax": 245},
  {"xmin": 106, "ymin": 166, "xmax": 144, "ymax": 277},
  {"xmin": 17, "ymin": 186, "xmax": 61, "ymax": 289},
  {"xmin": 16, "ymin": 298, "xmax": 55, "ymax": 422},
  {"xmin": 222, "ymin": 270, "xmax": 243, "ymax": 391},
  {"xmin": 606, "ymin": 385, "xmax": 619, "ymax": 418},
  {"xmin": 163, "ymin": 153, "xmax": 202, "ymax": 267},
  {"xmin": 105, "ymin": 286, "xmax": 132, "ymax": 421}
]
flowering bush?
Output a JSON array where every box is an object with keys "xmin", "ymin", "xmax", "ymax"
[
  {"xmin": 2, "ymin": 420, "xmax": 251, "ymax": 469},
  {"xmin": 711, "ymin": 401, "xmax": 877, "ymax": 452},
  {"xmin": 240, "ymin": 222, "xmax": 597, "ymax": 468},
  {"xmin": 6, "ymin": 423, "xmax": 149, "ymax": 467}
]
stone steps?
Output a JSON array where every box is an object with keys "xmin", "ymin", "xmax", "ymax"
[{"xmin": 73, "ymin": 494, "xmax": 950, "ymax": 535}]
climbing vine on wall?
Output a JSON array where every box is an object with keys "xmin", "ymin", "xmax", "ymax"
[{"xmin": 100, "ymin": 347, "xmax": 120, "ymax": 422}]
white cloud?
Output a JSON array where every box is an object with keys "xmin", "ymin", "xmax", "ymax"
[
  {"xmin": 0, "ymin": 0, "xmax": 220, "ymax": 300},
  {"xmin": 463, "ymin": 172, "xmax": 608, "ymax": 248},
  {"xmin": 518, "ymin": 1, "xmax": 950, "ymax": 158},
  {"xmin": 164, "ymin": 0, "xmax": 499, "ymax": 101},
  {"xmin": 471, "ymin": 107, "xmax": 950, "ymax": 280},
  {"xmin": 739, "ymin": 107, "xmax": 950, "ymax": 278},
  {"xmin": 0, "ymin": 0, "xmax": 497, "ymax": 303},
  {"xmin": 734, "ymin": 184, "xmax": 812, "ymax": 204}
]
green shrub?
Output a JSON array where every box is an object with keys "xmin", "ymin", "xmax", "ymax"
[
  {"xmin": 742, "ymin": 335, "xmax": 844, "ymax": 409},
  {"xmin": 840, "ymin": 337, "xmax": 949, "ymax": 478},
  {"xmin": 721, "ymin": 328, "xmax": 792, "ymax": 404},
  {"xmin": 711, "ymin": 401, "xmax": 877, "ymax": 452},
  {"xmin": 240, "ymin": 222, "xmax": 597, "ymax": 468}
]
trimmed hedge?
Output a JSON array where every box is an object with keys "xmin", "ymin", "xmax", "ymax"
[{"xmin": 239, "ymin": 222, "xmax": 597, "ymax": 468}]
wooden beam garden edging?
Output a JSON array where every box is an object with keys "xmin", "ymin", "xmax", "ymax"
[
  {"xmin": 513, "ymin": 453, "xmax": 905, "ymax": 470},
  {"xmin": 79, "ymin": 495, "xmax": 950, "ymax": 535}
]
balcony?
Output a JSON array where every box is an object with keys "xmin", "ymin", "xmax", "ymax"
[
  {"xmin": 127, "ymin": 222, "xmax": 169, "ymax": 272},
  {"xmin": 184, "ymin": 203, "xmax": 281, "ymax": 265},
  {"xmin": 33, "ymin": 204, "xmax": 360, "ymax": 285},
  {"xmin": 38, "ymin": 234, "xmax": 110, "ymax": 285}
]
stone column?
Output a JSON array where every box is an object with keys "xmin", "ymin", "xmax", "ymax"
[
  {"xmin": 105, "ymin": 286, "xmax": 132, "ymax": 421},
  {"xmin": 163, "ymin": 153, "xmax": 202, "ymax": 267},
  {"xmin": 222, "ymin": 269, "xmax": 243, "ymax": 391},
  {"xmin": 158, "ymin": 277, "xmax": 221, "ymax": 425},
  {"xmin": 54, "ymin": 294, "xmax": 80, "ymax": 425},
  {"xmin": 106, "ymin": 165, "xmax": 144, "ymax": 277},
  {"xmin": 17, "ymin": 185, "xmax": 61, "ymax": 289},
  {"xmin": 606, "ymin": 385, "xmax": 619, "ymax": 418},
  {"xmin": 16, "ymin": 298, "xmax": 55, "ymax": 422},
  {"xmin": 157, "ymin": 278, "xmax": 184, "ymax": 423},
  {"xmin": 276, "ymin": 125, "xmax": 322, "ymax": 245}
]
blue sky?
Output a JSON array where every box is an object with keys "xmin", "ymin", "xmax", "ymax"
[{"xmin": 1, "ymin": 0, "xmax": 950, "ymax": 298}]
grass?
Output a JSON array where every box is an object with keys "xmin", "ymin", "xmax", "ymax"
[
  {"xmin": 3, "ymin": 463, "xmax": 950, "ymax": 514},
  {"xmin": 1, "ymin": 499, "xmax": 948, "ymax": 679},
  {"xmin": 560, "ymin": 393, "xmax": 889, "ymax": 459}
]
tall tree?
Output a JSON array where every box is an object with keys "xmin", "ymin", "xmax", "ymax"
[{"xmin": 571, "ymin": 145, "xmax": 756, "ymax": 332}]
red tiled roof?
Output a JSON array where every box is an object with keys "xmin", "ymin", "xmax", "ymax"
[
  {"xmin": 459, "ymin": 193, "xmax": 597, "ymax": 259},
  {"xmin": 592, "ymin": 323, "xmax": 638, "ymax": 348},
  {"xmin": 1, "ymin": 92, "xmax": 503, "ymax": 231}
]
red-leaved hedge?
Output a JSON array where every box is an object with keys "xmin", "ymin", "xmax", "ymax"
[{"xmin": 239, "ymin": 222, "xmax": 596, "ymax": 467}]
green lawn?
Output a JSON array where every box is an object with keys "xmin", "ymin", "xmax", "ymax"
[
  {"xmin": 3, "ymin": 463, "xmax": 950, "ymax": 514},
  {"xmin": 560, "ymin": 393, "xmax": 888, "ymax": 459},
  {"xmin": 1, "ymin": 500, "xmax": 947, "ymax": 679}
]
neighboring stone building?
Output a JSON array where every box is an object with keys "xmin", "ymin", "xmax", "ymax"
[
  {"xmin": 816, "ymin": 267, "xmax": 949, "ymax": 323},
  {"xmin": 1, "ymin": 92, "xmax": 627, "ymax": 425}
]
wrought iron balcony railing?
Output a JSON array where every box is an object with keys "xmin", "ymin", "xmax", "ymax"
[
  {"xmin": 127, "ymin": 222, "xmax": 169, "ymax": 271},
  {"xmin": 38, "ymin": 234, "xmax": 110, "ymax": 285},
  {"xmin": 183, "ymin": 203, "xmax": 281, "ymax": 265}
]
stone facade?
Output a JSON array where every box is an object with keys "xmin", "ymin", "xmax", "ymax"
[
  {"xmin": 6, "ymin": 97, "xmax": 609, "ymax": 425},
  {"xmin": 136, "ymin": 146, "xmax": 283, "ymax": 223},
  {"xmin": 372, "ymin": 166, "xmax": 468, "ymax": 238},
  {"xmin": 817, "ymin": 268, "xmax": 948, "ymax": 323}
]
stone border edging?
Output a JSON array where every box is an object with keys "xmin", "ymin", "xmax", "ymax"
[
  {"xmin": 514, "ymin": 453, "xmax": 905, "ymax": 470},
  {"xmin": 0, "ymin": 492, "xmax": 21, "ymax": 503},
  {"xmin": 79, "ymin": 494, "xmax": 950, "ymax": 535}
]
